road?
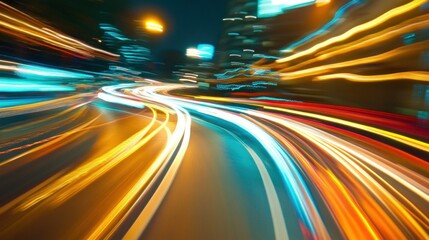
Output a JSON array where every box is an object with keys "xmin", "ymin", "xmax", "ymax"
[{"xmin": 0, "ymin": 82, "xmax": 428, "ymax": 240}]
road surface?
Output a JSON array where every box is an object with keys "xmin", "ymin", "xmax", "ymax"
[{"xmin": 0, "ymin": 82, "xmax": 427, "ymax": 240}]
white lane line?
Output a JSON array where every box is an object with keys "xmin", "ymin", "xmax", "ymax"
[
  {"xmin": 233, "ymin": 136, "xmax": 289, "ymax": 240},
  {"xmin": 199, "ymin": 118, "xmax": 289, "ymax": 240}
]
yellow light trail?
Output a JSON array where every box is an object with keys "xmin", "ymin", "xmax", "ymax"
[
  {"xmin": 0, "ymin": 107, "xmax": 87, "ymax": 155},
  {"xmin": 276, "ymin": 0, "xmax": 428, "ymax": 63},
  {"xmin": 16, "ymin": 107, "xmax": 161, "ymax": 211},
  {"xmin": 0, "ymin": 2, "xmax": 119, "ymax": 60},
  {"xmin": 279, "ymin": 15, "xmax": 429, "ymax": 72},
  {"xmin": 315, "ymin": 72, "xmax": 429, "ymax": 82},
  {"xmin": 0, "ymin": 114, "xmax": 101, "ymax": 215},
  {"xmin": 90, "ymin": 103, "xmax": 191, "ymax": 240},
  {"xmin": 0, "ymin": 109, "xmax": 98, "ymax": 169},
  {"xmin": 50, "ymin": 108, "xmax": 171, "ymax": 206},
  {"xmin": 247, "ymin": 110, "xmax": 428, "ymax": 239},
  {"xmin": 316, "ymin": 15, "xmax": 429, "ymax": 59},
  {"xmin": 0, "ymin": 93, "xmax": 94, "ymax": 118},
  {"xmin": 279, "ymin": 40, "xmax": 429, "ymax": 80}
]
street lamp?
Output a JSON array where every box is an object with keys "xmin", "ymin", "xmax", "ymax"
[{"xmin": 144, "ymin": 19, "xmax": 164, "ymax": 33}]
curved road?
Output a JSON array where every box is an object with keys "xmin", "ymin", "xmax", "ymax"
[{"xmin": 0, "ymin": 82, "xmax": 427, "ymax": 240}]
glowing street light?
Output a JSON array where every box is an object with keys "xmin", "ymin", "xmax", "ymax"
[{"xmin": 144, "ymin": 19, "xmax": 164, "ymax": 33}]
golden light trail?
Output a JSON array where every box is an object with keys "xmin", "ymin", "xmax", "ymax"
[
  {"xmin": 279, "ymin": 15, "xmax": 429, "ymax": 72},
  {"xmin": 264, "ymin": 106, "xmax": 429, "ymax": 152},
  {"xmin": 316, "ymin": 15, "xmax": 429, "ymax": 59},
  {"xmin": 316, "ymin": 0, "xmax": 331, "ymax": 7},
  {"xmin": 140, "ymin": 85, "xmax": 332, "ymax": 240},
  {"xmin": 17, "ymin": 107, "xmax": 160, "ymax": 211},
  {"xmin": 92, "ymin": 126, "xmax": 174, "ymax": 240},
  {"xmin": 0, "ymin": 2, "xmax": 119, "ymax": 60},
  {"xmin": 0, "ymin": 93, "xmax": 94, "ymax": 118},
  {"xmin": 247, "ymin": 112, "xmax": 383, "ymax": 239},
  {"xmin": 276, "ymin": 0, "xmax": 427, "ymax": 63},
  {"xmin": 145, "ymin": 20, "xmax": 164, "ymax": 33},
  {"xmin": 0, "ymin": 113, "xmax": 101, "ymax": 214},
  {"xmin": 0, "ymin": 109, "xmax": 99, "ymax": 169},
  {"xmin": 246, "ymin": 109, "xmax": 428, "ymax": 239},
  {"xmin": 315, "ymin": 72, "xmax": 429, "ymax": 82},
  {"xmin": 121, "ymin": 112, "xmax": 190, "ymax": 240},
  {"xmin": 0, "ymin": 107, "xmax": 87, "ymax": 155},
  {"xmin": 50, "ymin": 107, "xmax": 170, "ymax": 206},
  {"xmin": 2, "ymin": 82, "xmax": 428, "ymax": 239},
  {"xmin": 90, "ymin": 94, "xmax": 191, "ymax": 239},
  {"xmin": 279, "ymin": 40, "xmax": 429, "ymax": 80}
]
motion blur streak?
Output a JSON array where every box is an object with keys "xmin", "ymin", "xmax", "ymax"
[
  {"xmin": 282, "ymin": 0, "xmax": 363, "ymax": 53},
  {"xmin": 137, "ymin": 85, "xmax": 330, "ymax": 239},
  {"xmin": 280, "ymin": 15, "xmax": 429, "ymax": 72},
  {"xmin": 121, "ymin": 97, "xmax": 191, "ymax": 240},
  {"xmin": 247, "ymin": 112, "xmax": 382, "ymax": 239},
  {"xmin": 246, "ymin": 110, "xmax": 428, "ymax": 239},
  {"xmin": 98, "ymin": 92, "xmax": 145, "ymax": 109},
  {"xmin": 0, "ymin": 93, "xmax": 93, "ymax": 118},
  {"xmin": 0, "ymin": 2, "xmax": 119, "ymax": 60},
  {"xmin": 315, "ymin": 72, "xmax": 429, "ymax": 82},
  {"xmin": 145, "ymin": 84, "xmax": 428, "ymax": 239},
  {"xmin": 264, "ymin": 106, "xmax": 429, "ymax": 152},
  {"xmin": 279, "ymin": 40, "xmax": 429, "ymax": 80},
  {"xmin": 276, "ymin": 0, "xmax": 427, "ymax": 63},
  {"xmin": 316, "ymin": 15, "xmax": 429, "ymax": 58},
  {"xmin": 0, "ymin": 82, "xmax": 428, "ymax": 239}
]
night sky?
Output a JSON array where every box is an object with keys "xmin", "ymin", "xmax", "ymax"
[{"xmin": 117, "ymin": 0, "xmax": 229, "ymax": 56}]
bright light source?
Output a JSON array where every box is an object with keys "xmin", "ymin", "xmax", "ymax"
[
  {"xmin": 316, "ymin": 0, "xmax": 331, "ymax": 7},
  {"xmin": 186, "ymin": 48, "xmax": 201, "ymax": 58},
  {"xmin": 197, "ymin": 44, "xmax": 215, "ymax": 60},
  {"xmin": 258, "ymin": 0, "xmax": 316, "ymax": 18},
  {"xmin": 186, "ymin": 44, "xmax": 215, "ymax": 59},
  {"xmin": 145, "ymin": 20, "xmax": 164, "ymax": 33}
]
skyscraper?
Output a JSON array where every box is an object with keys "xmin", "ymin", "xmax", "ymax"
[{"xmin": 216, "ymin": 0, "xmax": 261, "ymax": 72}]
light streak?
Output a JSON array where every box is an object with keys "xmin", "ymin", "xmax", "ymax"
[
  {"xmin": 282, "ymin": 0, "xmax": 362, "ymax": 53},
  {"xmin": 279, "ymin": 40, "xmax": 429, "ymax": 80},
  {"xmin": 137, "ymin": 85, "xmax": 330, "ymax": 239},
  {"xmin": 315, "ymin": 72, "xmax": 429, "ymax": 82},
  {"xmin": 8, "ymin": 107, "xmax": 159, "ymax": 212},
  {"xmin": 0, "ymin": 93, "xmax": 93, "ymax": 118},
  {"xmin": 90, "ymin": 89, "xmax": 191, "ymax": 239},
  {"xmin": 276, "ymin": 0, "xmax": 428, "ymax": 63},
  {"xmin": 244, "ymin": 109, "xmax": 428, "ymax": 239},
  {"xmin": 0, "ymin": 78, "xmax": 76, "ymax": 92},
  {"xmin": 264, "ymin": 106, "xmax": 429, "ymax": 152},
  {"xmin": 0, "ymin": 2, "xmax": 119, "ymax": 60},
  {"xmin": 2, "ymin": 83, "xmax": 428, "ymax": 239},
  {"xmin": 145, "ymin": 20, "xmax": 164, "ymax": 33},
  {"xmin": 98, "ymin": 92, "xmax": 145, "ymax": 109},
  {"xmin": 279, "ymin": 15, "xmax": 429, "ymax": 72}
]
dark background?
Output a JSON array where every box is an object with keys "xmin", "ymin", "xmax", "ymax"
[{"xmin": 3, "ymin": 0, "xmax": 229, "ymax": 58}]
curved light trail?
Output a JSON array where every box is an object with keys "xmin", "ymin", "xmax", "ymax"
[{"xmin": 0, "ymin": 82, "xmax": 427, "ymax": 239}]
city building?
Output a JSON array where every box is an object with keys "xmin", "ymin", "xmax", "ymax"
[
  {"xmin": 216, "ymin": 0, "xmax": 344, "ymax": 76},
  {"xmin": 216, "ymin": 0, "xmax": 261, "ymax": 72}
]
